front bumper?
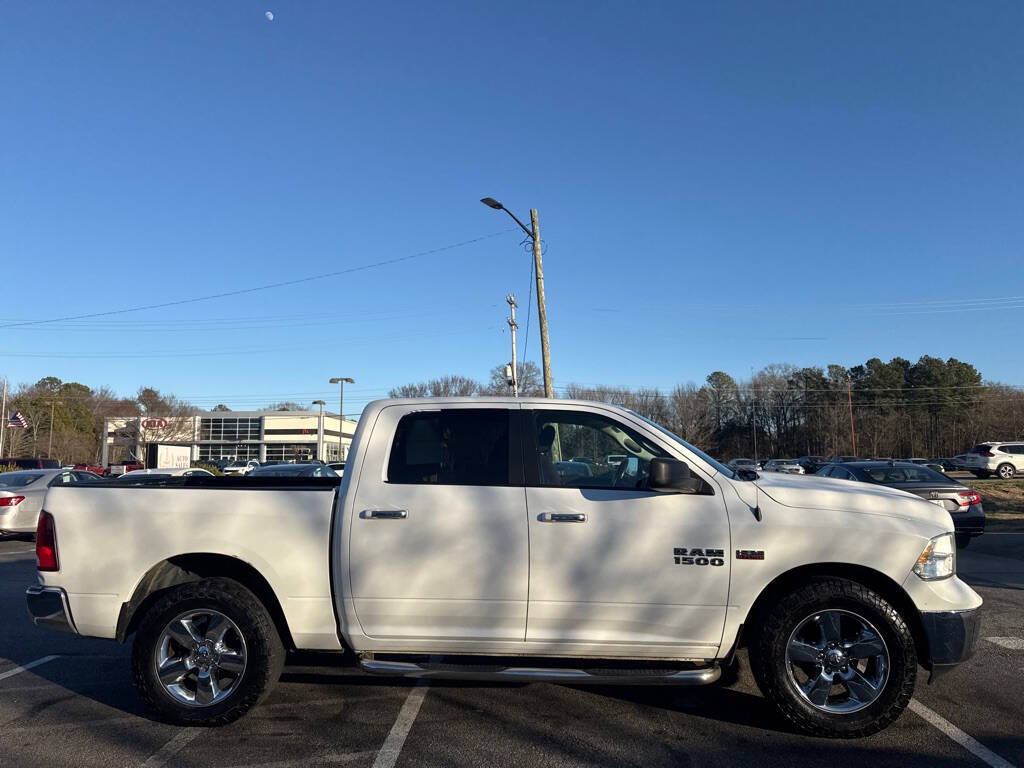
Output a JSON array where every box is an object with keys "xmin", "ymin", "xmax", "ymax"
[
  {"xmin": 951, "ymin": 508, "xmax": 985, "ymax": 536},
  {"xmin": 921, "ymin": 608, "xmax": 980, "ymax": 682},
  {"xmin": 25, "ymin": 585, "xmax": 78, "ymax": 634}
]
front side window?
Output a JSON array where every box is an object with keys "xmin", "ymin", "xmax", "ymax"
[
  {"xmin": 387, "ymin": 409, "xmax": 510, "ymax": 486},
  {"xmin": 528, "ymin": 410, "xmax": 668, "ymax": 490}
]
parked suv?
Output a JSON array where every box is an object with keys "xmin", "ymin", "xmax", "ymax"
[{"xmin": 963, "ymin": 442, "xmax": 1024, "ymax": 479}]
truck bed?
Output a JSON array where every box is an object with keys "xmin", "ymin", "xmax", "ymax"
[{"xmin": 38, "ymin": 481, "xmax": 343, "ymax": 650}]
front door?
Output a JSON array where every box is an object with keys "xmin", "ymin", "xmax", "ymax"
[
  {"xmin": 349, "ymin": 405, "xmax": 528, "ymax": 643},
  {"xmin": 524, "ymin": 406, "xmax": 731, "ymax": 658}
]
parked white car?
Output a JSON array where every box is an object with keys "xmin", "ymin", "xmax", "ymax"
[
  {"xmin": 221, "ymin": 460, "xmax": 260, "ymax": 476},
  {"xmin": 117, "ymin": 468, "xmax": 214, "ymax": 480},
  {"xmin": 27, "ymin": 398, "xmax": 980, "ymax": 738},
  {"xmin": 962, "ymin": 442, "xmax": 1024, "ymax": 479},
  {"xmin": 0, "ymin": 469, "xmax": 101, "ymax": 534}
]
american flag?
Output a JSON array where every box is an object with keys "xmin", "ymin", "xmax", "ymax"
[{"xmin": 7, "ymin": 411, "xmax": 28, "ymax": 429}]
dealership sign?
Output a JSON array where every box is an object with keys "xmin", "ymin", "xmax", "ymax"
[{"xmin": 141, "ymin": 418, "xmax": 168, "ymax": 430}]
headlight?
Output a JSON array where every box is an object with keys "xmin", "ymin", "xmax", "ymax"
[{"xmin": 913, "ymin": 533, "xmax": 956, "ymax": 580}]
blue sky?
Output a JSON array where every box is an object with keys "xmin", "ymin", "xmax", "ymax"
[{"xmin": 2, "ymin": 1, "xmax": 1022, "ymax": 415}]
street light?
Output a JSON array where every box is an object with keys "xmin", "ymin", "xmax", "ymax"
[
  {"xmin": 329, "ymin": 377, "xmax": 355, "ymax": 459},
  {"xmin": 312, "ymin": 400, "xmax": 326, "ymax": 460},
  {"xmin": 480, "ymin": 197, "xmax": 553, "ymax": 397}
]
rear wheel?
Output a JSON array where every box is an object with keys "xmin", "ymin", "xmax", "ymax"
[
  {"xmin": 131, "ymin": 578, "xmax": 284, "ymax": 725},
  {"xmin": 996, "ymin": 463, "xmax": 1016, "ymax": 480},
  {"xmin": 972, "ymin": 471, "xmax": 990, "ymax": 479},
  {"xmin": 750, "ymin": 578, "xmax": 916, "ymax": 738}
]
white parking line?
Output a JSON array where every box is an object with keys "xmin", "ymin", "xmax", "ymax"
[
  {"xmin": 226, "ymin": 750, "xmax": 376, "ymax": 768},
  {"xmin": 909, "ymin": 699, "xmax": 1015, "ymax": 768},
  {"xmin": 140, "ymin": 728, "xmax": 203, "ymax": 768},
  {"xmin": 985, "ymin": 637, "xmax": 1024, "ymax": 650},
  {"xmin": 371, "ymin": 681, "xmax": 429, "ymax": 768},
  {"xmin": 0, "ymin": 655, "xmax": 59, "ymax": 682}
]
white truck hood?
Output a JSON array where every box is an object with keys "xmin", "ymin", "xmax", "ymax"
[{"xmin": 751, "ymin": 472, "xmax": 951, "ymax": 531}]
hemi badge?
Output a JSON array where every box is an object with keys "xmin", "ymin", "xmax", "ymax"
[{"xmin": 736, "ymin": 550, "xmax": 765, "ymax": 560}]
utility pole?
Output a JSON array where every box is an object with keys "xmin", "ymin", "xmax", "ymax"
[
  {"xmin": 530, "ymin": 209, "xmax": 553, "ymax": 398},
  {"xmin": 312, "ymin": 400, "xmax": 326, "ymax": 460},
  {"xmin": 847, "ymin": 375, "xmax": 857, "ymax": 456},
  {"xmin": 481, "ymin": 198, "xmax": 554, "ymax": 397},
  {"xmin": 329, "ymin": 377, "xmax": 355, "ymax": 460},
  {"xmin": 506, "ymin": 294, "xmax": 519, "ymax": 397},
  {"xmin": 47, "ymin": 399, "xmax": 57, "ymax": 458}
]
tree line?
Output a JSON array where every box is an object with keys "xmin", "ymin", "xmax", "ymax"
[
  {"xmin": 388, "ymin": 356, "xmax": 1024, "ymax": 460},
  {"xmin": 3, "ymin": 355, "xmax": 1023, "ymax": 464}
]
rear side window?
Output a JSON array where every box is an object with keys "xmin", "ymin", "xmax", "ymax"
[{"xmin": 387, "ymin": 410, "xmax": 510, "ymax": 486}]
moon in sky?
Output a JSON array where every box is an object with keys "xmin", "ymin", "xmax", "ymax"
[{"xmin": 265, "ymin": 11, "xmax": 274, "ymax": 21}]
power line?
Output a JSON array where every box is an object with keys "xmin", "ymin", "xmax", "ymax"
[{"xmin": 0, "ymin": 229, "xmax": 514, "ymax": 330}]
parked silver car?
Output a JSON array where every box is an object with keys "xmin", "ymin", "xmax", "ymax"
[
  {"xmin": 0, "ymin": 469, "xmax": 101, "ymax": 534},
  {"xmin": 726, "ymin": 458, "xmax": 761, "ymax": 472},
  {"xmin": 963, "ymin": 442, "xmax": 1024, "ymax": 479},
  {"xmin": 762, "ymin": 459, "xmax": 805, "ymax": 474}
]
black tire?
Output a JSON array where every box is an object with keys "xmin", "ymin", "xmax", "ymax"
[
  {"xmin": 749, "ymin": 578, "xmax": 916, "ymax": 738},
  {"xmin": 955, "ymin": 533, "xmax": 972, "ymax": 550},
  {"xmin": 131, "ymin": 577, "xmax": 284, "ymax": 726},
  {"xmin": 972, "ymin": 471, "xmax": 990, "ymax": 479},
  {"xmin": 996, "ymin": 463, "xmax": 1016, "ymax": 480}
]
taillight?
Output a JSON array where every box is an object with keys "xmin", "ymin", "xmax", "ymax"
[
  {"xmin": 958, "ymin": 490, "xmax": 981, "ymax": 507},
  {"xmin": 0, "ymin": 496, "xmax": 25, "ymax": 507},
  {"xmin": 980, "ymin": 450, "xmax": 994, "ymax": 457},
  {"xmin": 36, "ymin": 511, "xmax": 59, "ymax": 572}
]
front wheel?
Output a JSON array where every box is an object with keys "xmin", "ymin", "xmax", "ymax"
[
  {"xmin": 131, "ymin": 577, "xmax": 284, "ymax": 725},
  {"xmin": 750, "ymin": 578, "xmax": 916, "ymax": 738}
]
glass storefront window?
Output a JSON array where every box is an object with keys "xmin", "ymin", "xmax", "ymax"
[
  {"xmin": 198, "ymin": 444, "xmax": 260, "ymax": 461},
  {"xmin": 199, "ymin": 417, "xmax": 261, "ymax": 442},
  {"xmin": 265, "ymin": 443, "xmax": 317, "ymax": 462}
]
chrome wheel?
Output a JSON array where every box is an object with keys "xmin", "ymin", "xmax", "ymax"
[
  {"xmin": 997, "ymin": 464, "xmax": 1015, "ymax": 480},
  {"xmin": 155, "ymin": 609, "xmax": 247, "ymax": 707},
  {"xmin": 786, "ymin": 609, "xmax": 888, "ymax": 714}
]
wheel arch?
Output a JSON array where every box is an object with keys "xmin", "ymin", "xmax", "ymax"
[
  {"xmin": 736, "ymin": 562, "xmax": 928, "ymax": 665},
  {"xmin": 116, "ymin": 553, "xmax": 294, "ymax": 650}
]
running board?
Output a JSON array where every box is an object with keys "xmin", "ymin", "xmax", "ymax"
[{"xmin": 359, "ymin": 659, "xmax": 721, "ymax": 686}]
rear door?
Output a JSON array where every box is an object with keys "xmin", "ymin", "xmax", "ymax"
[
  {"xmin": 1003, "ymin": 444, "xmax": 1024, "ymax": 473},
  {"xmin": 523, "ymin": 406, "xmax": 730, "ymax": 657},
  {"xmin": 348, "ymin": 404, "xmax": 529, "ymax": 643}
]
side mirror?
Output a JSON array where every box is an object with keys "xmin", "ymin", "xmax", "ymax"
[{"xmin": 649, "ymin": 458, "xmax": 693, "ymax": 492}]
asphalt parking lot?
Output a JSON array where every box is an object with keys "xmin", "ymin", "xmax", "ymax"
[{"xmin": 1, "ymin": 535, "xmax": 1022, "ymax": 768}]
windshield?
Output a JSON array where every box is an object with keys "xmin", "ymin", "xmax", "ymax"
[
  {"xmin": 627, "ymin": 411, "xmax": 734, "ymax": 478},
  {"xmin": 0, "ymin": 471, "xmax": 45, "ymax": 488}
]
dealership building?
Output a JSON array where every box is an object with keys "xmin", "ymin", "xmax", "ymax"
[{"xmin": 101, "ymin": 410, "xmax": 359, "ymax": 466}]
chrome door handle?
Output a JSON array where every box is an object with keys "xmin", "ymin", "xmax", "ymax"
[
  {"xmin": 539, "ymin": 512, "xmax": 586, "ymax": 523},
  {"xmin": 361, "ymin": 509, "xmax": 408, "ymax": 520}
]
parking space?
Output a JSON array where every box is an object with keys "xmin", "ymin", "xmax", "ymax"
[{"xmin": 1, "ymin": 535, "xmax": 1022, "ymax": 768}]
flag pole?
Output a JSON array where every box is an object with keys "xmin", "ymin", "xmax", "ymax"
[{"xmin": 0, "ymin": 378, "xmax": 7, "ymax": 458}]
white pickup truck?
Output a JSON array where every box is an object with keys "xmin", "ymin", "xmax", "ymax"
[{"xmin": 26, "ymin": 398, "xmax": 981, "ymax": 738}]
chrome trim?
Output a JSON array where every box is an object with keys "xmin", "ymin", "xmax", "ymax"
[
  {"xmin": 25, "ymin": 585, "xmax": 78, "ymax": 634},
  {"xmin": 359, "ymin": 659, "xmax": 720, "ymax": 686},
  {"xmin": 539, "ymin": 512, "xmax": 587, "ymax": 523},
  {"xmin": 360, "ymin": 509, "xmax": 408, "ymax": 520}
]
